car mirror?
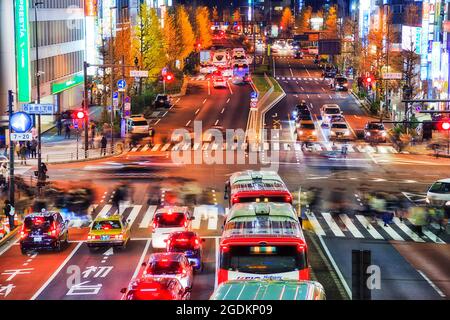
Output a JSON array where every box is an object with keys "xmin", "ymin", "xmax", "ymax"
[
  {"xmin": 189, "ymin": 261, "xmax": 196, "ymax": 266},
  {"xmin": 127, "ymin": 219, "xmax": 131, "ymax": 223},
  {"xmin": 190, "ymin": 216, "xmax": 195, "ymax": 221},
  {"xmin": 120, "ymin": 288, "xmax": 127, "ymax": 294},
  {"xmin": 141, "ymin": 262, "xmax": 147, "ymax": 267},
  {"xmin": 65, "ymin": 220, "xmax": 70, "ymax": 225}
]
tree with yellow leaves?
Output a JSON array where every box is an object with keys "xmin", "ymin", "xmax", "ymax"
[
  {"xmin": 324, "ymin": 4, "xmax": 338, "ymax": 37},
  {"xmin": 195, "ymin": 6, "xmax": 213, "ymax": 50},
  {"xmin": 163, "ymin": 10, "xmax": 180, "ymax": 69},
  {"xmin": 297, "ymin": 6, "xmax": 312, "ymax": 32},
  {"xmin": 232, "ymin": 9, "xmax": 241, "ymax": 24},
  {"xmin": 175, "ymin": 5, "xmax": 195, "ymax": 70},
  {"xmin": 280, "ymin": 7, "xmax": 294, "ymax": 35},
  {"xmin": 212, "ymin": 6, "xmax": 219, "ymax": 22}
]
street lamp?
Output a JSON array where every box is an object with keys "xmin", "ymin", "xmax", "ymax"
[{"xmin": 34, "ymin": 1, "xmax": 44, "ymax": 194}]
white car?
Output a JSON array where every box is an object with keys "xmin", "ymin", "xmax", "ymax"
[
  {"xmin": 329, "ymin": 121, "xmax": 351, "ymax": 139},
  {"xmin": 127, "ymin": 117, "xmax": 149, "ymax": 135},
  {"xmin": 426, "ymin": 178, "xmax": 450, "ymax": 207},
  {"xmin": 321, "ymin": 104, "xmax": 342, "ymax": 123},
  {"xmin": 213, "ymin": 76, "xmax": 227, "ymax": 88},
  {"xmin": 200, "ymin": 66, "xmax": 217, "ymax": 74},
  {"xmin": 151, "ymin": 206, "xmax": 193, "ymax": 249}
]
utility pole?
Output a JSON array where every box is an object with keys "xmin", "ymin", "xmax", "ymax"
[
  {"xmin": 83, "ymin": 61, "xmax": 89, "ymax": 158},
  {"xmin": 110, "ymin": 6, "xmax": 116, "ymax": 152},
  {"xmin": 34, "ymin": 1, "xmax": 44, "ymax": 195},
  {"xmin": 382, "ymin": 4, "xmax": 390, "ymax": 122},
  {"xmin": 253, "ymin": 0, "xmax": 256, "ymax": 72},
  {"xmin": 8, "ymin": 90, "xmax": 15, "ymax": 206}
]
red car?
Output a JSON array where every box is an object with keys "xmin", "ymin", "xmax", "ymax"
[
  {"xmin": 167, "ymin": 231, "xmax": 204, "ymax": 271},
  {"xmin": 121, "ymin": 278, "xmax": 190, "ymax": 300}
]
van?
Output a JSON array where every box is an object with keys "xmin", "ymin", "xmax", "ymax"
[{"xmin": 127, "ymin": 117, "xmax": 149, "ymax": 135}]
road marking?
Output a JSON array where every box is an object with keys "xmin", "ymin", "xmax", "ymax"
[
  {"xmin": 391, "ymin": 217, "xmax": 424, "ymax": 242},
  {"xmin": 377, "ymin": 146, "xmax": 389, "ymax": 153},
  {"xmin": 306, "ymin": 212, "xmax": 326, "ymax": 236},
  {"xmin": 221, "ymin": 108, "xmax": 225, "ymax": 114},
  {"xmin": 207, "ymin": 207, "xmax": 219, "ymax": 230},
  {"xmin": 354, "ymin": 215, "xmax": 384, "ymax": 239},
  {"xmin": 227, "ymin": 80, "xmax": 233, "ymax": 95},
  {"xmin": 300, "ymin": 86, "xmax": 304, "ymax": 90},
  {"xmin": 139, "ymin": 205, "xmax": 157, "ymax": 228},
  {"xmin": 129, "ymin": 239, "xmax": 151, "ymax": 286},
  {"xmin": 417, "ymin": 270, "xmax": 446, "ymax": 298},
  {"xmin": 154, "ymin": 119, "xmax": 161, "ymax": 125},
  {"xmin": 322, "ymin": 212, "xmax": 345, "ymax": 237},
  {"xmin": 131, "ymin": 146, "xmax": 139, "ymax": 152},
  {"xmin": 305, "ymin": 67, "xmax": 311, "ymax": 77},
  {"xmin": 192, "ymin": 207, "xmax": 204, "ymax": 229},
  {"xmin": 339, "ymin": 214, "xmax": 364, "ymax": 238},
  {"xmin": 422, "ymin": 229, "xmax": 445, "ymax": 244},
  {"xmin": 141, "ymin": 145, "xmax": 149, "ymax": 152},
  {"xmin": 193, "ymin": 143, "xmax": 201, "ymax": 150},
  {"xmin": 322, "ymin": 88, "xmax": 326, "ymax": 92},
  {"xmin": 162, "ymin": 111, "xmax": 168, "ymax": 117},
  {"xmin": 290, "ymin": 68, "xmax": 294, "ymax": 76},
  {"xmin": 161, "ymin": 143, "xmax": 171, "ymax": 151},
  {"xmin": 0, "ymin": 238, "xmax": 19, "ymax": 256},
  {"xmin": 329, "ymin": 95, "xmax": 332, "ymax": 99},
  {"xmin": 31, "ymin": 242, "xmax": 83, "ymax": 300},
  {"xmin": 151, "ymin": 144, "xmax": 161, "ymax": 152},
  {"xmin": 203, "ymin": 98, "xmax": 207, "ymax": 104},
  {"xmin": 185, "ymin": 120, "xmax": 191, "ymax": 127},
  {"xmin": 195, "ymin": 108, "xmax": 200, "ymax": 115},
  {"xmin": 226, "ymin": 98, "xmax": 230, "ymax": 104},
  {"xmin": 215, "ymin": 119, "xmax": 219, "ymax": 126},
  {"xmin": 96, "ymin": 204, "xmax": 112, "ymax": 219},
  {"xmin": 376, "ymin": 220, "xmax": 404, "ymax": 241},
  {"xmin": 126, "ymin": 205, "xmax": 142, "ymax": 227}
]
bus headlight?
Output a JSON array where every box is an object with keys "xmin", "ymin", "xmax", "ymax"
[
  {"xmin": 312, "ymin": 131, "xmax": 317, "ymax": 136},
  {"xmin": 298, "ymin": 130, "xmax": 304, "ymax": 135},
  {"xmin": 426, "ymin": 197, "xmax": 430, "ymax": 204},
  {"xmin": 344, "ymin": 130, "xmax": 351, "ymax": 136},
  {"xmin": 381, "ymin": 131, "xmax": 387, "ymax": 137}
]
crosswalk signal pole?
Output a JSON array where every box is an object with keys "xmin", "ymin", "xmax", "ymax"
[{"xmin": 8, "ymin": 90, "xmax": 15, "ymax": 206}]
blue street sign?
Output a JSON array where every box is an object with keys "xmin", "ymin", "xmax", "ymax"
[
  {"xmin": 124, "ymin": 96, "xmax": 131, "ymax": 103},
  {"xmin": 10, "ymin": 112, "xmax": 33, "ymax": 133},
  {"xmin": 250, "ymin": 91, "xmax": 258, "ymax": 99},
  {"xmin": 113, "ymin": 92, "xmax": 119, "ymax": 99},
  {"xmin": 117, "ymin": 79, "xmax": 126, "ymax": 89},
  {"xmin": 22, "ymin": 103, "xmax": 55, "ymax": 115}
]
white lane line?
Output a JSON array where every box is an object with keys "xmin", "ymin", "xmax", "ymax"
[
  {"xmin": 300, "ymin": 87, "xmax": 304, "ymax": 91},
  {"xmin": 226, "ymin": 98, "xmax": 230, "ymax": 104},
  {"xmin": 161, "ymin": 143, "xmax": 171, "ymax": 151},
  {"xmin": 355, "ymin": 215, "xmax": 384, "ymax": 239},
  {"xmin": 195, "ymin": 108, "xmax": 200, "ymax": 115},
  {"xmin": 202, "ymin": 98, "xmax": 207, "ymax": 104},
  {"xmin": 227, "ymin": 80, "xmax": 233, "ymax": 95},
  {"xmin": 339, "ymin": 214, "xmax": 364, "ymax": 238},
  {"xmin": 154, "ymin": 119, "xmax": 161, "ymax": 125},
  {"xmin": 305, "ymin": 67, "xmax": 311, "ymax": 77},
  {"xmin": 290, "ymin": 68, "xmax": 294, "ymax": 77},
  {"xmin": 126, "ymin": 205, "xmax": 143, "ymax": 227},
  {"xmin": 307, "ymin": 94, "xmax": 310, "ymax": 99},
  {"xmin": 221, "ymin": 108, "xmax": 225, "ymax": 114},
  {"xmin": 214, "ymin": 237, "xmax": 219, "ymax": 289},
  {"xmin": 129, "ymin": 239, "xmax": 151, "ymax": 286},
  {"xmin": 329, "ymin": 95, "xmax": 332, "ymax": 99},
  {"xmin": 139, "ymin": 205, "xmax": 157, "ymax": 228},
  {"xmin": 321, "ymin": 212, "xmax": 345, "ymax": 237},
  {"xmin": 185, "ymin": 120, "xmax": 191, "ymax": 127},
  {"xmin": 31, "ymin": 242, "xmax": 83, "ymax": 300},
  {"xmin": 392, "ymin": 217, "xmax": 425, "ymax": 242},
  {"xmin": 0, "ymin": 238, "xmax": 19, "ymax": 256},
  {"xmin": 162, "ymin": 111, "xmax": 168, "ymax": 117},
  {"xmin": 307, "ymin": 212, "xmax": 326, "ymax": 236},
  {"xmin": 376, "ymin": 220, "xmax": 404, "ymax": 241},
  {"xmin": 207, "ymin": 207, "xmax": 219, "ymax": 230},
  {"xmin": 175, "ymin": 98, "xmax": 181, "ymax": 104},
  {"xmin": 417, "ymin": 270, "xmax": 446, "ymax": 298},
  {"xmin": 215, "ymin": 119, "xmax": 219, "ymax": 126},
  {"xmin": 192, "ymin": 207, "xmax": 204, "ymax": 229}
]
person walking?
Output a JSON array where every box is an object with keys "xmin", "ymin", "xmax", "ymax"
[
  {"xmin": 65, "ymin": 122, "xmax": 71, "ymax": 139},
  {"xmin": 19, "ymin": 143, "xmax": 27, "ymax": 165},
  {"xmin": 3, "ymin": 200, "xmax": 15, "ymax": 231},
  {"xmin": 15, "ymin": 142, "xmax": 21, "ymax": 159},
  {"xmin": 100, "ymin": 135, "xmax": 107, "ymax": 156},
  {"xmin": 26, "ymin": 140, "xmax": 32, "ymax": 158},
  {"xmin": 56, "ymin": 118, "xmax": 63, "ymax": 136},
  {"xmin": 30, "ymin": 138, "xmax": 37, "ymax": 159}
]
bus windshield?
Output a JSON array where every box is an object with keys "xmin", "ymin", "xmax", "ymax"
[{"xmin": 220, "ymin": 245, "xmax": 306, "ymax": 274}]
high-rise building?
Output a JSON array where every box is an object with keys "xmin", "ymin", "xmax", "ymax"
[{"xmin": 1, "ymin": 0, "xmax": 87, "ymax": 127}]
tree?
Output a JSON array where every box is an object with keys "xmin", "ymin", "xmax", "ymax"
[
  {"xmin": 175, "ymin": 5, "xmax": 196, "ymax": 70},
  {"xmin": 195, "ymin": 6, "xmax": 213, "ymax": 50},
  {"xmin": 402, "ymin": 4, "xmax": 421, "ymax": 99},
  {"xmin": 280, "ymin": 7, "xmax": 294, "ymax": 35},
  {"xmin": 135, "ymin": 4, "xmax": 166, "ymax": 82},
  {"xmin": 324, "ymin": 4, "xmax": 338, "ymax": 37},
  {"xmin": 297, "ymin": 6, "xmax": 312, "ymax": 32},
  {"xmin": 212, "ymin": 6, "xmax": 219, "ymax": 22},
  {"xmin": 232, "ymin": 8, "xmax": 241, "ymax": 24},
  {"xmin": 162, "ymin": 10, "xmax": 180, "ymax": 70}
]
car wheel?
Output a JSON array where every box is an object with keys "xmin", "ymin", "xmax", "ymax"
[
  {"xmin": 88, "ymin": 246, "xmax": 96, "ymax": 253},
  {"xmin": 20, "ymin": 247, "xmax": 27, "ymax": 255},
  {"xmin": 64, "ymin": 233, "xmax": 69, "ymax": 245},
  {"xmin": 55, "ymin": 241, "xmax": 62, "ymax": 252}
]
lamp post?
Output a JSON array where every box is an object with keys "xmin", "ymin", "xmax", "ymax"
[
  {"xmin": 109, "ymin": 6, "xmax": 117, "ymax": 152},
  {"xmin": 34, "ymin": 1, "xmax": 44, "ymax": 194}
]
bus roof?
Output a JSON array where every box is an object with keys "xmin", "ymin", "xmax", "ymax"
[
  {"xmin": 226, "ymin": 202, "xmax": 297, "ymax": 222},
  {"xmin": 230, "ymin": 171, "xmax": 283, "ymax": 185},
  {"xmin": 210, "ymin": 280, "xmax": 325, "ymax": 300}
]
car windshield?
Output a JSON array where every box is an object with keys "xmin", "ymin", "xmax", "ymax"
[
  {"xmin": 220, "ymin": 245, "xmax": 306, "ymax": 274},
  {"xmin": 148, "ymin": 260, "xmax": 181, "ymax": 274},
  {"xmin": 367, "ymin": 123, "xmax": 384, "ymax": 130},
  {"xmin": 301, "ymin": 123, "xmax": 315, "ymax": 130},
  {"xmin": 429, "ymin": 182, "xmax": 450, "ymax": 194},
  {"xmin": 25, "ymin": 216, "xmax": 54, "ymax": 231},
  {"xmin": 157, "ymin": 96, "xmax": 167, "ymax": 101},
  {"xmin": 132, "ymin": 121, "xmax": 148, "ymax": 126},
  {"xmin": 332, "ymin": 123, "xmax": 348, "ymax": 129},
  {"xmin": 326, "ymin": 108, "xmax": 340, "ymax": 114},
  {"xmin": 155, "ymin": 212, "xmax": 186, "ymax": 228},
  {"xmin": 336, "ymin": 78, "xmax": 347, "ymax": 83},
  {"xmin": 92, "ymin": 220, "xmax": 122, "ymax": 230}
]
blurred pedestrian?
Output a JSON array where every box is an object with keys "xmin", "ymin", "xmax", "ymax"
[
  {"xmin": 65, "ymin": 122, "xmax": 71, "ymax": 139},
  {"xmin": 15, "ymin": 142, "xmax": 21, "ymax": 158},
  {"xmin": 30, "ymin": 138, "xmax": 37, "ymax": 158},
  {"xmin": 100, "ymin": 135, "xmax": 107, "ymax": 156},
  {"xmin": 19, "ymin": 144, "xmax": 27, "ymax": 165},
  {"xmin": 26, "ymin": 140, "xmax": 31, "ymax": 158},
  {"xmin": 3, "ymin": 199, "xmax": 15, "ymax": 231},
  {"xmin": 409, "ymin": 206, "xmax": 427, "ymax": 237},
  {"xmin": 56, "ymin": 118, "xmax": 63, "ymax": 136}
]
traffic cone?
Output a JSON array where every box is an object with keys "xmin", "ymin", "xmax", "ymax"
[
  {"xmin": 2, "ymin": 219, "xmax": 10, "ymax": 235},
  {"xmin": 0, "ymin": 221, "xmax": 5, "ymax": 239}
]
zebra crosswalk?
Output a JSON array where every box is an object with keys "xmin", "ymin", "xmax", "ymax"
[
  {"xmin": 84, "ymin": 202, "xmax": 223, "ymax": 232},
  {"xmin": 276, "ymin": 76, "xmax": 324, "ymax": 82},
  {"xmin": 127, "ymin": 141, "xmax": 399, "ymax": 155},
  {"xmin": 306, "ymin": 212, "xmax": 447, "ymax": 244}
]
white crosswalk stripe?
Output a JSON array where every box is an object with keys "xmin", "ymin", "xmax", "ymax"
[
  {"xmin": 126, "ymin": 205, "xmax": 143, "ymax": 227},
  {"xmin": 355, "ymin": 215, "xmax": 384, "ymax": 240},
  {"xmin": 321, "ymin": 212, "xmax": 345, "ymax": 237},
  {"xmin": 307, "ymin": 212, "xmax": 326, "ymax": 236},
  {"xmin": 139, "ymin": 205, "xmax": 157, "ymax": 228},
  {"xmin": 339, "ymin": 214, "xmax": 364, "ymax": 238},
  {"xmin": 151, "ymin": 144, "xmax": 161, "ymax": 152},
  {"xmin": 161, "ymin": 143, "xmax": 171, "ymax": 151},
  {"xmin": 376, "ymin": 220, "xmax": 404, "ymax": 241},
  {"xmin": 392, "ymin": 217, "xmax": 424, "ymax": 242}
]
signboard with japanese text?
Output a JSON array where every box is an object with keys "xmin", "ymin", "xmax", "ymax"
[
  {"xmin": 22, "ymin": 104, "xmax": 55, "ymax": 115},
  {"xmin": 15, "ymin": 0, "xmax": 31, "ymax": 102}
]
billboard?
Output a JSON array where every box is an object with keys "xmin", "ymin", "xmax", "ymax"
[
  {"xmin": 401, "ymin": 26, "xmax": 422, "ymax": 54},
  {"xmin": 84, "ymin": 0, "xmax": 98, "ymax": 16},
  {"xmin": 200, "ymin": 50, "xmax": 211, "ymax": 65},
  {"xmin": 318, "ymin": 40, "xmax": 341, "ymax": 55},
  {"xmin": 15, "ymin": 0, "xmax": 31, "ymax": 102}
]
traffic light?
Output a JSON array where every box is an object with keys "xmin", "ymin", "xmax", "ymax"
[
  {"xmin": 164, "ymin": 73, "xmax": 174, "ymax": 82},
  {"xmin": 75, "ymin": 110, "xmax": 86, "ymax": 120},
  {"xmin": 439, "ymin": 119, "xmax": 450, "ymax": 131},
  {"xmin": 196, "ymin": 42, "xmax": 202, "ymax": 50}
]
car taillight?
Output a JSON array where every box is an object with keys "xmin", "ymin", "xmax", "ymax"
[
  {"xmin": 297, "ymin": 244, "xmax": 306, "ymax": 252},
  {"xmin": 221, "ymin": 245, "xmax": 229, "ymax": 253},
  {"xmin": 20, "ymin": 225, "xmax": 28, "ymax": 239},
  {"xmin": 232, "ymin": 197, "xmax": 239, "ymax": 204},
  {"xmin": 115, "ymin": 234, "xmax": 124, "ymax": 240},
  {"xmin": 48, "ymin": 221, "xmax": 57, "ymax": 237},
  {"xmin": 285, "ymin": 195, "xmax": 292, "ymax": 203}
]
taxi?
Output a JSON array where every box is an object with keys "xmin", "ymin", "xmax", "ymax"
[
  {"xmin": 87, "ymin": 214, "xmax": 131, "ymax": 251},
  {"xmin": 296, "ymin": 119, "xmax": 317, "ymax": 142}
]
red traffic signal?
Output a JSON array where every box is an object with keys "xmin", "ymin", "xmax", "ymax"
[
  {"xmin": 366, "ymin": 76, "xmax": 373, "ymax": 84},
  {"xmin": 440, "ymin": 119, "xmax": 450, "ymax": 130},
  {"xmin": 75, "ymin": 110, "xmax": 86, "ymax": 120},
  {"xmin": 164, "ymin": 73, "xmax": 174, "ymax": 82}
]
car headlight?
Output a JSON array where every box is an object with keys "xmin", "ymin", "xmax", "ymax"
[
  {"xmin": 298, "ymin": 130, "xmax": 304, "ymax": 135},
  {"xmin": 426, "ymin": 197, "xmax": 430, "ymax": 204},
  {"xmin": 365, "ymin": 132, "xmax": 371, "ymax": 137},
  {"xmin": 296, "ymin": 123, "xmax": 300, "ymax": 128},
  {"xmin": 446, "ymin": 201, "xmax": 450, "ymax": 206},
  {"xmin": 293, "ymin": 111, "xmax": 298, "ymax": 117},
  {"xmin": 344, "ymin": 130, "xmax": 350, "ymax": 136},
  {"xmin": 312, "ymin": 131, "xmax": 317, "ymax": 136},
  {"xmin": 381, "ymin": 131, "xmax": 387, "ymax": 137},
  {"xmin": 330, "ymin": 131, "xmax": 336, "ymax": 136}
]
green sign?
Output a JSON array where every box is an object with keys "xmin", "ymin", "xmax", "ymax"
[
  {"xmin": 51, "ymin": 73, "xmax": 84, "ymax": 94},
  {"xmin": 15, "ymin": 0, "xmax": 31, "ymax": 102}
]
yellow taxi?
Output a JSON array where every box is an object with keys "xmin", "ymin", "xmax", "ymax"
[
  {"xmin": 296, "ymin": 119, "xmax": 318, "ymax": 142},
  {"xmin": 87, "ymin": 215, "xmax": 131, "ymax": 251}
]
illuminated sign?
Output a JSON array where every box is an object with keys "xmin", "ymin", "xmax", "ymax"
[
  {"xmin": 84, "ymin": 0, "xmax": 97, "ymax": 16},
  {"xmin": 10, "ymin": 112, "xmax": 33, "ymax": 133},
  {"xmin": 401, "ymin": 26, "xmax": 422, "ymax": 54},
  {"xmin": 431, "ymin": 41, "xmax": 441, "ymax": 80},
  {"xmin": 51, "ymin": 73, "xmax": 84, "ymax": 94},
  {"xmin": 15, "ymin": 0, "xmax": 31, "ymax": 102}
]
